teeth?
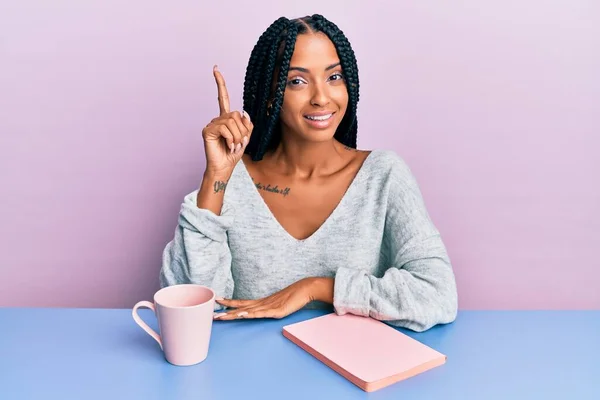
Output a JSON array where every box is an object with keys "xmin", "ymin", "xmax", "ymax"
[{"xmin": 305, "ymin": 114, "xmax": 332, "ymax": 121}]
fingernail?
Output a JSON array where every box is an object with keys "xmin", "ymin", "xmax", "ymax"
[
  {"xmin": 213, "ymin": 313, "xmax": 226, "ymax": 319},
  {"xmin": 214, "ymin": 64, "xmax": 218, "ymax": 70},
  {"xmin": 242, "ymin": 136, "xmax": 249, "ymax": 145},
  {"xmin": 235, "ymin": 143, "xmax": 242, "ymax": 153},
  {"xmin": 215, "ymin": 297, "xmax": 224, "ymax": 301},
  {"xmin": 230, "ymin": 143, "xmax": 235, "ymax": 153},
  {"xmin": 237, "ymin": 311, "xmax": 248, "ymax": 317},
  {"xmin": 242, "ymin": 110, "xmax": 251, "ymax": 121}
]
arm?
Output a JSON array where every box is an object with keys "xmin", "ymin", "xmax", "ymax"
[
  {"xmin": 332, "ymin": 157, "xmax": 458, "ymax": 332},
  {"xmin": 196, "ymin": 170, "xmax": 231, "ymax": 216},
  {"xmin": 160, "ymin": 171, "xmax": 235, "ymax": 310}
]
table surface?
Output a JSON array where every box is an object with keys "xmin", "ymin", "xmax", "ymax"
[{"xmin": 1, "ymin": 308, "xmax": 599, "ymax": 399}]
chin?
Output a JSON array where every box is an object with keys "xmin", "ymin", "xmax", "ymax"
[{"xmin": 301, "ymin": 125, "xmax": 339, "ymax": 141}]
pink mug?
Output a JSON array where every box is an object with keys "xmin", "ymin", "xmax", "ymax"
[{"xmin": 132, "ymin": 284, "xmax": 215, "ymax": 366}]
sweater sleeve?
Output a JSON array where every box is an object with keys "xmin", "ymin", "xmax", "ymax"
[
  {"xmin": 159, "ymin": 190, "xmax": 235, "ymax": 311},
  {"xmin": 332, "ymin": 156, "xmax": 458, "ymax": 332}
]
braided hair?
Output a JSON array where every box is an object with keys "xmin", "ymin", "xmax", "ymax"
[{"xmin": 242, "ymin": 14, "xmax": 360, "ymax": 161}]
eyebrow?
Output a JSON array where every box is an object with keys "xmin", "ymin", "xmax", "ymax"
[{"xmin": 288, "ymin": 62, "xmax": 341, "ymax": 73}]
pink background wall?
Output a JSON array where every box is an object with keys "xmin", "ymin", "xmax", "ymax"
[{"xmin": 1, "ymin": 1, "xmax": 598, "ymax": 309}]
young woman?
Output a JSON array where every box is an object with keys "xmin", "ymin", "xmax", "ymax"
[{"xmin": 160, "ymin": 14, "xmax": 458, "ymax": 332}]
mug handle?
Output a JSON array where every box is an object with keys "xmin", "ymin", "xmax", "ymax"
[{"xmin": 132, "ymin": 301, "xmax": 163, "ymax": 350}]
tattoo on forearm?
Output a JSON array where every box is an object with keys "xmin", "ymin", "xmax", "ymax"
[
  {"xmin": 213, "ymin": 180, "xmax": 227, "ymax": 194},
  {"xmin": 253, "ymin": 180, "xmax": 291, "ymax": 197}
]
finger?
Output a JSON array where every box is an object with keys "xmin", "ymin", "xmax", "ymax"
[
  {"xmin": 232, "ymin": 303, "xmax": 284, "ymax": 319},
  {"xmin": 241, "ymin": 134, "xmax": 250, "ymax": 151},
  {"xmin": 230, "ymin": 111, "xmax": 249, "ymax": 138},
  {"xmin": 214, "ymin": 309, "xmax": 250, "ymax": 320},
  {"xmin": 216, "ymin": 298, "xmax": 257, "ymax": 309},
  {"xmin": 241, "ymin": 308, "xmax": 285, "ymax": 320},
  {"xmin": 212, "ymin": 125, "xmax": 235, "ymax": 153},
  {"xmin": 213, "ymin": 305, "xmax": 255, "ymax": 320},
  {"xmin": 240, "ymin": 111, "xmax": 253, "ymax": 151},
  {"xmin": 213, "ymin": 65, "xmax": 230, "ymax": 116},
  {"xmin": 215, "ymin": 125, "xmax": 235, "ymax": 154},
  {"xmin": 229, "ymin": 112, "xmax": 249, "ymax": 153},
  {"xmin": 240, "ymin": 110, "xmax": 254, "ymax": 136},
  {"xmin": 223, "ymin": 118, "xmax": 243, "ymax": 153},
  {"xmin": 213, "ymin": 301, "xmax": 267, "ymax": 320}
]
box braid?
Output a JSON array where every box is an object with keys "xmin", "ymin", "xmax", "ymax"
[{"xmin": 242, "ymin": 14, "xmax": 360, "ymax": 161}]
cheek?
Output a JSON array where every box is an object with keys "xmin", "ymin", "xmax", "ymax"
[
  {"xmin": 279, "ymin": 109, "xmax": 294, "ymax": 127},
  {"xmin": 334, "ymin": 88, "xmax": 349, "ymax": 109},
  {"xmin": 281, "ymin": 94, "xmax": 303, "ymax": 122}
]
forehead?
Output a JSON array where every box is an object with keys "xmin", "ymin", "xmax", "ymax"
[{"xmin": 289, "ymin": 32, "xmax": 340, "ymax": 67}]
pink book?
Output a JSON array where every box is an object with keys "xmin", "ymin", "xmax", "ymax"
[{"xmin": 282, "ymin": 313, "xmax": 447, "ymax": 392}]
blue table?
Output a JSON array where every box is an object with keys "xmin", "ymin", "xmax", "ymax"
[{"xmin": 1, "ymin": 308, "xmax": 599, "ymax": 399}]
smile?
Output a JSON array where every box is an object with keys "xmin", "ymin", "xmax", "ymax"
[
  {"xmin": 302, "ymin": 112, "xmax": 336, "ymax": 130},
  {"xmin": 304, "ymin": 113, "xmax": 334, "ymax": 121}
]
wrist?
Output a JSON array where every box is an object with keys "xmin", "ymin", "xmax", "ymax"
[
  {"xmin": 201, "ymin": 170, "xmax": 232, "ymax": 196},
  {"xmin": 197, "ymin": 169, "xmax": 233, "ymax": 214},
  {"xmin": 203, "ymin": 169, "xmax": 233, "ymax": 181},
  {"xmin": 306, "ymin": 277, "xmax": 334, "ymax": 304}
]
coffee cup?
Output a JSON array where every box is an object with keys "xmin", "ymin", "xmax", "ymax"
[{"xmin": 132, "ymin": 284, "xmax": 215, "ymax": 366}]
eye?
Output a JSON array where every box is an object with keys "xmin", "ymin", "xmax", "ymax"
[
  {"xmin": 287, "ymin": 77, "xmax": 306, "ymax": 87},
  {"xmin": 329, "ymin": 73, "xmax": 344, "ymax": 82}
]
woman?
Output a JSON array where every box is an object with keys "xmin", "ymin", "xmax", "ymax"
[{"xmin": 160, "ymin": 14, "xmax": 458, "ymax": 332}]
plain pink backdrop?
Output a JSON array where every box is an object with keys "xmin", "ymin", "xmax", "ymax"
[{"xmin": 1, "ymin": 1, "xmax": 598, "ymax": 309}]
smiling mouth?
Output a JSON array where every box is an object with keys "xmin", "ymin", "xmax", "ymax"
[{"xmin": 303, "ymin": 113, "xmax": 335, "ymax": 121}]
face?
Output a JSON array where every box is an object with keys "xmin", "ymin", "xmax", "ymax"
[{"xmin": 277, "ymin": 32, "xmax": 349, "ymax": 142}]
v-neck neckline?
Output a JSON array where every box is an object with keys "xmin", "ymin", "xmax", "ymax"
[{"xmin": 237, "ymin": 150, "xmax": 378, "ymax": 244}]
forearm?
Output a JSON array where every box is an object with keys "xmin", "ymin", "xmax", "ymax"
[
  {"xmin": 162, "ymin": 188, "xmax": 237, "ymax": 309},
  {"xmin": 307, "ymin": 277, "xmax": 335, "ymax": 304},
  {"xmin": 333, "ymin": 245, "xmax": 458, "ymax": 332},
  {"xmin": 197, "ymin": 170, "xmax": 233, "ymax": 215}
]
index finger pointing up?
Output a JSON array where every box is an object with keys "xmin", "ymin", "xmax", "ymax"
[{"xmin": 213, "ymin": 65, "xmax": 230, "ymax": 115}]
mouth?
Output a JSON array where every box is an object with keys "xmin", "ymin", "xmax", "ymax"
[{"xmin": 303, "ymin": 112, "xmax": 336, "ymax": 129}]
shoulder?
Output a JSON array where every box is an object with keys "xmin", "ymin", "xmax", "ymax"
[
  {"xmin": 365, "ymin": 149, "xmax": 415, "ymax": 183},
  {"xmin": 359, "ymin": 149, "xmax": 425, "ymax": 207}
]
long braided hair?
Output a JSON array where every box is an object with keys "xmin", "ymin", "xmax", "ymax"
[{"xmin": 242, "ymin": 14, "xmax": 360, "ymax": 161}]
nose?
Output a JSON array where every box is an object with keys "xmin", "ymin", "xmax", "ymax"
[{"xmin": 310, "ymin": 81, "xmax": 330, "ymax": 107}]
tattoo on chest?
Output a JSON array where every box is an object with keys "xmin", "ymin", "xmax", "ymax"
[
  {"xmin": 213, "ymin": 180, "xmax": 227, "ymax": 194},
  {"xmin": 253, "ymin": 179, "xmax": 291, "ymax": 197}
]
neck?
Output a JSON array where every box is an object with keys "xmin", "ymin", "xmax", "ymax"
[{"xmin": 267, "ymin": 134, "xmax": 346, "ymax": 179}]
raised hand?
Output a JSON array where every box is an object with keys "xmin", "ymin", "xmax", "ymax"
[{"xmin": 201, "ymin": 65, "xmax": 253, "ymax": 176}]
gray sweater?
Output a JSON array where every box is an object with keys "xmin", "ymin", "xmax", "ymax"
[{"xmin": 160, "ymin": 149, "xmax": 458, "ymax": 331}]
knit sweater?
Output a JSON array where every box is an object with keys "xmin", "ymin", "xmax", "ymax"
[{"xmin": 160, "ymin": 149, "xmax": 458, "ymax": 331}]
